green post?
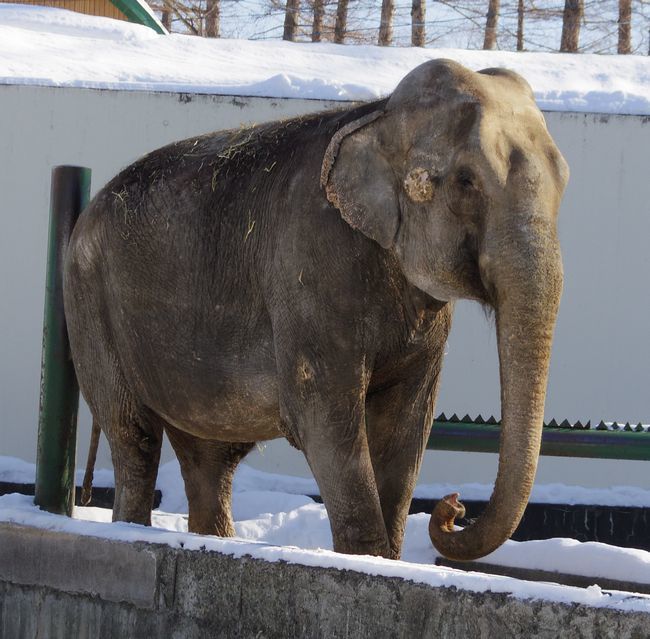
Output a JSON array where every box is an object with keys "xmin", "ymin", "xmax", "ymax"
[{"xmin": 35, "ymin": 166, "xmax": 91, "ymax": 516}]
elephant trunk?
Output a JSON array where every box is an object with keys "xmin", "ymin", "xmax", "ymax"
[{"xmin": 429, "ymin": 228, "xmax": 563, "ymax": 561}]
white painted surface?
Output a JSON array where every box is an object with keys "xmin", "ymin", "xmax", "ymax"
[
  {"xmin": 0, "ymin": 85, "xmax": 342, "ymax": 469},
  {"xmin": 1, "ymin": 85, "xmax": 649, "ymax": 490}
]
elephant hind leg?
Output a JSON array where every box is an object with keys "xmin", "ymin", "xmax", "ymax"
[
  {"xmin": 165, "ymin": 425, "xmax": 254, "ymax": 537},
  {"xmin": 111, "ymin": 407, "xmax": 164, "ymax": 526},
  {"xmin": 66, "ymin": 263, "xmax": 163, "ymax": 525},
  {"xmin": 77, "ymin": 352, "xmax": 163, "ymax": 526}
]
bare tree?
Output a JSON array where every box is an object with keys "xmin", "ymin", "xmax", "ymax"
[
  {"xmin": 161, "ymin": 8, "xmax": 172, "ymax": 30},
  {"xmin": 157, "ymin": 0, "xmax": 198, "ymax": 35},
  {"xmin": 312, "ymin": 0, "xmax": 325, "ymax": 41},
  {"xmin": 560, "ymin": 0, "xmax": 583, "ymax": 52},
  {"xmin": 411, "ymin": 0, "xmax": 426, "ymax": 46},
  {"xmin": 618, "ymin": 0, "xmax": 632, "ymax": 53},
  {"xmin": 151, "ymin": 0, "xmax": 646, "ymax": 55},
  {"xmin": 283, "ymin": 0, "xmax": 300, "ymax": 40},
  {"xmin": 378, "ymin": 0, "xmax": 395, "ymax": 45},
  {"xmin": 205, "ymin": 0, "xmax": 220, "ymax": 36},
  {"xmin": 334, "ymin": 0, "xmax": 349, "ymax": 42},
  {"xmin": 483, "ymin": 0, "xmax": 500, "ymax": 48},
  {"xmin": 516, "ymin": 0, "xmax": 524, "ymax": 50}
]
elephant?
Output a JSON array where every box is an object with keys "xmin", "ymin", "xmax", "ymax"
[{"xmin": 63, "ymin": 58, "xmax": 568, "ymax": 562}]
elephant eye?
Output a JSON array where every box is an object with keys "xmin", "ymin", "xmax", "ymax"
[{"xmin": 456, "ymin": 167, "xmax": 475, "ymax": 190}]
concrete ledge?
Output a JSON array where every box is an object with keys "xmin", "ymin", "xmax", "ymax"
[
  {"xmin": 0, "ymin": 524, "xmax": 157, "ymax": 609},
  {"xmin": 435, "ymin": 558, "xmax": 650, "ymax": 595},
  {"xmin": 1, "ymin": 523, "xmax": 650, "ymax": 638}
]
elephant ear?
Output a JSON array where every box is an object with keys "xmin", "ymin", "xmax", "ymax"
[{"xmin": 321, "ymin": 112, "xmax": 400, "ymax": 250}]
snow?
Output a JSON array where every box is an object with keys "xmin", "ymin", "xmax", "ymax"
[
  {"xmin": 2, "ymin": 456, "xmax": 650, "ymax": 612},
  {"xmin": 4, "ymin": 454, "xmax": 650, "ymax": 507},
  {"xmin": 413, "ymin": 480, "xmax": 650, "ymax": 508},
  {"xmin": 1, "ymin": 4, "xmax": 649, "ymax": 115},
  {"xmin": 0, "ymin": 454, "xmax": 115, "ymax": 489}
]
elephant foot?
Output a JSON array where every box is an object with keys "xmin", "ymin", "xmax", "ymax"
[{"xmin": 188, "ymin": 510, "xmax": 236, "ymax": 538}]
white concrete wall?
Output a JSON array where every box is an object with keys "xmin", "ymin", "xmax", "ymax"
[
  {"xmin": 0, "ymin": 86, "xmax": 343, "ymax": 473},
  {"xmin": 1, "ymin": 85, "xmax": 649, "ymax": 489}
]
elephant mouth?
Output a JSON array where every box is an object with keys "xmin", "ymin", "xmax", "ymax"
[{"xmin": 459, "ymin": 233, "xmax": 494, "ymax": 307}]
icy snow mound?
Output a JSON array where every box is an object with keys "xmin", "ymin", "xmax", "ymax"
[{"xmin": 0, "ymin": 4, "xmax": 649, "ymax": 115}]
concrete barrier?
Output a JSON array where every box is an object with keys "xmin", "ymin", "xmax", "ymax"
[{"xmin": 1, "ymin": 522, "xmax": 649, "ymax": 638}]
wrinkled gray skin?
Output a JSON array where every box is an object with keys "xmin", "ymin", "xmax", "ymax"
[{"xmin": 64, "ymin": 59, "xmax": 568, "ymax": 561}]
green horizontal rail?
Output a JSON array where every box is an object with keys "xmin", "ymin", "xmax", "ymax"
[{"xmin": 427, "ymin": 421, "xmax": 650, "ymax": 461}]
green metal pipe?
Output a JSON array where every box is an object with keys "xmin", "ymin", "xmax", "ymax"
[
  {"xmin": 427, "ymin": 421, "xmax": 650, "ymax": 461},
  {"xmin": 34, "ymin": 166, "xmax": 91, "ymax": 516}
]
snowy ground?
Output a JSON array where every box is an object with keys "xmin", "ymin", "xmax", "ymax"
[
  {"xmin": 1, "ymin": 4, "xmax": 649, "ymax": 115},
  {"xmin": 2, "ymin": 455, "xmax": 650, "ymax": 613}
]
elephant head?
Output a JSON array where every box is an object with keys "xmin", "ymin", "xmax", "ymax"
[{"xmin": 321, "ymin": 59, "xmax": 568, "ymax": 561}]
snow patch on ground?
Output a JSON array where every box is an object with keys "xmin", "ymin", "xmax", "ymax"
[
  {"xmin": 4, "ymin": 455, "xmax": 650, "ymax": 508},
  {"xmin": 0, "ymin": 455, "xmax": 114, "ymax": 489},
  {"xmin": 0, "ymin": 5, "xmax": 649, "ymax": 115}
]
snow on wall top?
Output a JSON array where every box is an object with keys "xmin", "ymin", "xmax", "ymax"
[{"xmin": 1, "ymin": 4, "xmax": 649, "ymax": 115}]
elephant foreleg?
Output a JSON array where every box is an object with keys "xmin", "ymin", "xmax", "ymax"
[
  {"xmin": 302, "ymin": 425, "xmax": 391, "ymax": 556},
  {"xmin": 274, "ymin": 342, "xmax": 391, "ymax": 558},
  {"xmin": 108, "ymin": 403, "xmax": 165, "ymax": 526},
  {"xmin": 366, "ymin": 379, "xmax": 441, "ymax": 559},
  {"xmin": 165, "ymin": 425, "xmax": 253, "ymax": 537}
]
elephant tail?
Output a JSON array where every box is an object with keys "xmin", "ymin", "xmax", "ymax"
[{"xmin": 80, "ymin": 419, "xmax": 101, "ymax": 506}]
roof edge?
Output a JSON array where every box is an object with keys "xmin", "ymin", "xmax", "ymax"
[{"xmin": 110, "ymin": 0, "xmax": 168, "ymax": 34}]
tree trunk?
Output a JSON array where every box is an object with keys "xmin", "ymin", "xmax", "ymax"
[
  {"xmin": 560, "ymin": 0, "xmax": 583, "ymax": 52},
  {"xmin": 483, "ymin": 0, "xmax": 499, "ymax": 49},
  {"xmin": 516, "ymin": 0, "xmax": 524, "ymax": 50},
  {"xmin": 378, "ymin": 0, "xmax": 395, "ymax": 46},
  {"xmin": 617, "ymin": 0, "xmax": 631, "ymax": 54},
  {"xmin": 161, "ymin": 9, "xmax": 171, "ymax": 31},
  {"xmin": 205, "ymin": 0, "xmax": 220, "ymax": 37},
  {"xmin": 283, "ymin": 0, "xmax": 300, "ymax": 41},
  {"xmin": 411, "ymin": 0, "xmax": 426, "ymax": 47},
  {"xmin": 334, "ymin": 0, "xmax": 349, "ymax": 43},
  {"xmin": 312, "ymin": 0, "xmax": 325, "ymax": 42}
]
